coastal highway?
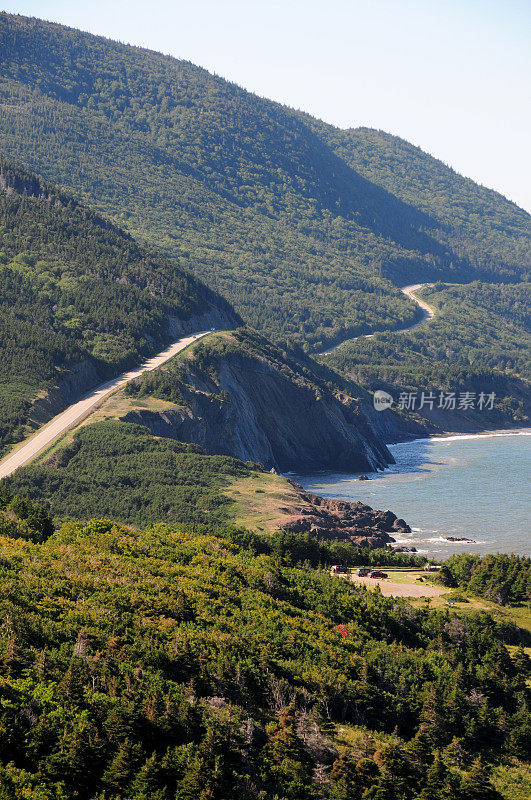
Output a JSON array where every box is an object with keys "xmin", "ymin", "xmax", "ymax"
[
  {"xmin": 320, "ymin": 283, "xmax": 435, "ymax": 355},
  {"xmin": 0, "ymin": 330, "xmax": 213, "ymax": 480}
]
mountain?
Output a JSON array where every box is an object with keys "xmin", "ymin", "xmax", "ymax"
[
  {"xmin": 0, "ymin": 159, "xmax": 238, "ymax": 455},
  {"xmin": 4, "ymin": 330, "xmax": 419, "ymax": 526},
  {"xmin": 1, "ymin": 12, "xmax": 529, "ymax": 352},
  {"xmin": 308, "ymin": 123, "xmax": 531, "ymax": 284},
  {"xmin": 0, "ymin": 157, "xmax": 414, "ymax": 473}
]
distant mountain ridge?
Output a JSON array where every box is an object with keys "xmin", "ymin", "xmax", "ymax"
[
  {"xmin": 308, "ymin": 123, "xmax": 530, "ymax": 283},
  {"xmin": 1, "ymin": 12, "xmax": 529, "ymax": 350}
]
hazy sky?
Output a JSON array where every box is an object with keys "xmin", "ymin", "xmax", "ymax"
[{"xmin": 6, "ymin": 0, "xmax": 531, "ymax": 211}]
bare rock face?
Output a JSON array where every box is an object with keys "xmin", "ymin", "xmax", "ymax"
[
  {"xmin": 278, "ymin": 482, "xmax": 411, "ymax": 547},
  {"xmin": 28, "ymin": 359, "xmax": 101, "ymax": 426},
  {"xmin": 125, "ymin": 344, "xmax": 394, "ymax": 473}
]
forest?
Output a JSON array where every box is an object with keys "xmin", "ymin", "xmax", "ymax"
[
  {"xmin": 0, "ymin": 13, "xmax": 529, "ymax": 351},
  {"xmin": 439, "ymin": 553, "xmax": 530, "ymax": 606},
  {"xmin": 3, "ymin": 420, "xmax": 256, "ymax": 528},
  {"xmin": 0, "ymin": 513, "xmax": 528, "ymax": 799}
]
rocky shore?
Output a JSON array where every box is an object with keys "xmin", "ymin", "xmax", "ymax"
[{"xmin": 278, "ymin": 481, "xmax": 411, "ymax": 548}]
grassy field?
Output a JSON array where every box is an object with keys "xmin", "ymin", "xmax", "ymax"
[
  {"xmin": 408, "ymin": 593, "xmax": 531, "ymax": 632},
  {"xmin": 222, "ymin": 472, "xmax": 302, "ymax": 532}
]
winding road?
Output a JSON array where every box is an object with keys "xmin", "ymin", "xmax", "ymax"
[
  {"xmin": 400, "ymin": 283, "xmax": 436, "ymax": 329},
  {"xmin": 0, "ymin": 285, "xmax": 437, "ymax": 479},
  {"xmin": 321, "ymin": 283, "xmax": 435, "ymax": 355},
  {"xmin": 0, "ymin": 330, "xmax": 213, "ymax": 480}
]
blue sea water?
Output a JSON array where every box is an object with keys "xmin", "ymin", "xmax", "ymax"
[{"xmin": 291, "ymin": 431, "xmax": 531, "ymax": 558}]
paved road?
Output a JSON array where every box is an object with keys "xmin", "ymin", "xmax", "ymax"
[
  {"xmin": 0, "ymin": 331, "xmax": 213, "ymax": 480},
  {"xmin": 320, "ymin": 282, "xmax": 435, "ymax": 355}
]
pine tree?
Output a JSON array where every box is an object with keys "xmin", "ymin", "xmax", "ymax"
[
  {"xmin": 130, "ymin": 753, "xmax": 166, "ymax": 800},
  {"xmin": 513, "ymin": 646, "xmax": 531, "ymax": 676},
  {"xmin": 103, "ymin": 739, "xmax": 143, "ymax": 792}
]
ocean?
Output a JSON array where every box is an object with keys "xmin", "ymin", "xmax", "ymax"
[{"xmin": 291, "ymin": 431, "xmax": 530, "ymax": 558}]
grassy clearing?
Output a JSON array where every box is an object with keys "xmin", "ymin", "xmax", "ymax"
[
  {"xmin": 222, "ymin": 472, "xmax": 300, "ymax": 532},
  {"xmin": 408, "ymin": 595, "xmax": 531, "ymax": 631},
  {"xmin": 506, "ymin": 644, "xmax": 531, "ymax": 658},
  {"xmin": 85, "ymin": 389, "xmax": 175, "ymax": 424}
]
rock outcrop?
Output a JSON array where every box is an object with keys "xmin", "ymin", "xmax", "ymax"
[{"xmin": 278, "ymin": 482, "xmax": 411, "ymax": 548}]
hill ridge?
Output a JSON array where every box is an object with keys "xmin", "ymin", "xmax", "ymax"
[{"xmin": 1, "ymin": 11, "xmax": 529, "ymax": 350}]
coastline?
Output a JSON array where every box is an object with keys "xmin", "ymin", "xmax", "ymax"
[
  {"xmin": 290, "ymin": 432, "xmax": 530, "ymax": 557},
  {"xmin": 385, "ymin": 424, "xmax": 531, "ymax": 449},
  {"xmin": 423, "ymin": 426, "xmax": 531, "ymax": 444}
]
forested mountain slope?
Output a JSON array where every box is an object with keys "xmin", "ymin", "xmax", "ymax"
[
  {"xmin": 0, "ymin": 159, "xmax": 238, "ymax": 455},
  {"xmin": 309, "ymin": 124, "xmax": 531, "ymax": 284},
  {"xmin": 1, "ymin": 12, "xmax": 529, "ymax": 350},
  {"xmin": 325, "ymin": 282, "xmax": 530, "ymax": 431}
]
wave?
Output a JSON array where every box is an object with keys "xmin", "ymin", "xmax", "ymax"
[{"xmin": 393, "ymin": 530, "xmax": 487, "ymax": 548}]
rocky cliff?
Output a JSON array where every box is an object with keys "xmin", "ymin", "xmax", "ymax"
[{"xmin": 124, "ymin": 330, "xmax": 394, "ymax": 473}]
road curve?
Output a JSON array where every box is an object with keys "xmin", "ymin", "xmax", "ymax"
[
  {"xmin": 320, "ymin": 283, "xmax": 435, "ymax": 355},
  {"xmin": 0, "ymin": 330, "xmax": 213, "ymax": 480},
  {"xmin": 400, "ymin": 283, "xmax": 436, "ymax": 330}
]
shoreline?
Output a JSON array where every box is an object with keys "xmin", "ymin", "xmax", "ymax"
[
  {"xmin": 290, "ymin": 432, "xmax": 530, "ymax": 557},
  {"xmin": 404, "ymin": 426, "xmax": 531, "ymax": 446},
  {"xmin": 285, "ymin": 426, "xmax": 530, "ymax": 479}
]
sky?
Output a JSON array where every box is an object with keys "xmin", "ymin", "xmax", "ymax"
[{"xmin": 5, "ymin": 0, "xmax": 531, "ymax": 212}]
